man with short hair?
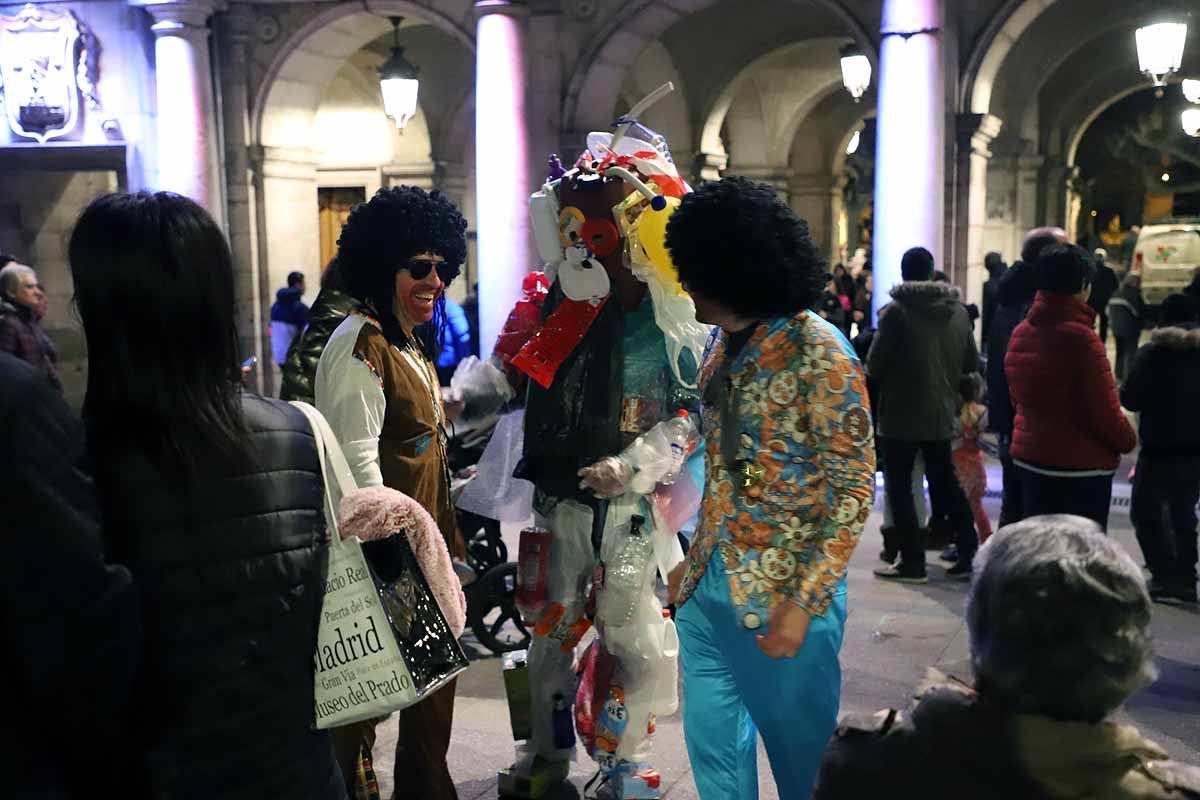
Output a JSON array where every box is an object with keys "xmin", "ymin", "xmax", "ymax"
[
  {"xmin": 0, "ymin": 255, "xmax": 60, "ymax": 390},
  {"xmin": 270, "ymin": 270, "xmax": 309, "ymax": 367},
  {"xmin": 868, "ymin": 246, "xmax": 980, "ymax": 582},
  {"xmin": 816, "ymin": 515, "xmax": 1200, "ymax": 799}
]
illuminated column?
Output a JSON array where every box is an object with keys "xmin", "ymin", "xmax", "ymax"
[
  {"xmin": 139, "ymin": 0, "xmax": 223, "ymax": 225},
  {"xmin": 872, "ymin": 0, "xmax": 944, "ymax": 321},
  {"xmin": 475, "ymin": 0, "xmax": 532, "ymax": 358}
]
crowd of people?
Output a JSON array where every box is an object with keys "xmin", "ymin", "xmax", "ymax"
[{"xmin": 4, "ymin": 177, "xmax": 1199, "ymax": 800}]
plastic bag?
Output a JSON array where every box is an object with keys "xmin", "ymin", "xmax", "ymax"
[
  {"xmin": 575, "ymin": 637, "xmax": 617, "ymax": 757},
  {"xmin": 451, "ymin": 356, "xmax": 514, "ymax": 421},
  {"xmin": 455, "ymin": 410, "xmax": 535, "ymax": 523}
]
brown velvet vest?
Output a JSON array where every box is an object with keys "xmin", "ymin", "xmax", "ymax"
[{"xmin": 352, "ymin": 319, "xmax": 459, "ymax": 555}]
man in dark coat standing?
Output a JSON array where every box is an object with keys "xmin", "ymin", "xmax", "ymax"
[
  {"xmin": 868, "ymin": 247, "xmax": 980, "ymax": 582},
  {"xmin": 1088, "ymin": 249, "xmax": 1119, "ymax": 345},
  {"xmin": 980, "ymin": 251, "xmax": 1006, "ymax": 348},
  {"xmin": 0, "ymin": 352, "xmax": 140, "ymax": 797},
  {"xmin": 1122, "ymin": 293, "xmax": 1200, "ymax": 603}
]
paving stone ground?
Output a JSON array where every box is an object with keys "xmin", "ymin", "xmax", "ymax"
[{"xmin": 370, "ymin": 456, "xmax": 1200, "ymax": 799}]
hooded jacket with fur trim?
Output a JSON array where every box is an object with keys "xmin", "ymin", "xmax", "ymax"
[
  {"xmin": 1121, "ymin": 323, "xmax": 1200, "ymax": 457},
  {"xmin": 866, "ymin": 281, "xmax": 979, "ymax": 442},
  {"xmin": 1005, "ymin": 291, "xmax": 1137, "ymax": 470}
]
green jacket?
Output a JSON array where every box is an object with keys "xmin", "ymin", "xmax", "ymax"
[
  {"xmin": 866, "ymin": 281, "xmax": 978, "ymax": 442},
  {"xmin": 279, "ymin": 288, "xmax": 358, "ymax": 403}
]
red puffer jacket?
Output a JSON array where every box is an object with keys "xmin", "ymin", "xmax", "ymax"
[{"xmin": 1004, "ymin": 292, "xmax": 1137, "ymax": 470}]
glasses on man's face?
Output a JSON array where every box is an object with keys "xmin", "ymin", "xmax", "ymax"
[{"xmin": 405, "ymin": 258, "xmax": 459, "ymax": 284}]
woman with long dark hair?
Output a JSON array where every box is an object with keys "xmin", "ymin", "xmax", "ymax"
[
  {"xmin": 315, "ymin": 185, "xmax": 468, "ymax": 800},
  {"xmin": 70, "ymin": 191, "xmax": 345, "ymax": 800}
]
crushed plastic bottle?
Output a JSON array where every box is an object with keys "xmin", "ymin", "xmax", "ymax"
[{"xmin": 658, "ymin": 410, "xmax": 695, "ymax": 486}]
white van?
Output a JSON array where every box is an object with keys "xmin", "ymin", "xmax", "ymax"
[{"xmin": 1132, "ymin": 220, "xmax": 1200, "ymax": 305}]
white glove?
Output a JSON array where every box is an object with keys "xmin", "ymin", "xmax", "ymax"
[{"xmin": 577, "ymin": 456, "xmax": 634, "ymax": 498}]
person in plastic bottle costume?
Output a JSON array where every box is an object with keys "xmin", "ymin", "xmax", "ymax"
[{"xmin": 492, "ymin": 84, "xmax": 710, "ymax": 799}]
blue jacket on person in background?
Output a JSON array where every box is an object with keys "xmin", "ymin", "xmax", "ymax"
[
  {"xmin": 437, "ymin": 297, "xmax": 472, "ymax": 376},
  {"xmin": 270, "ymin": 286, "xmax": 309, "ymax": 366}
]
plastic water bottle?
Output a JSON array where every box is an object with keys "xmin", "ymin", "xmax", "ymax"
[{"xmin": 659, "ymin": 410, "xmax": 695, "ymax": 485}]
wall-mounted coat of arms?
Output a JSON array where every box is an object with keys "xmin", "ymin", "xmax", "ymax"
[{"xmin": 0, "ymin": 4, "xmax": 100, "ymax": 144}]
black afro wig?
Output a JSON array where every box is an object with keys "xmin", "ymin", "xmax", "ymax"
[
  {"xmin": 336, "ymin": 185, "xmax": 468, "ymax": 354},
  {"xmin": 664, "ymin": 175, "xmax": 825, "ymax": 319}
]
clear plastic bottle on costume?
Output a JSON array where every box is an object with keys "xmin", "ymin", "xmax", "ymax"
[
  {"xmin": 659, "ymin": 410, "xmax": 695, "ymax": 486},
  {"xmin": 596, "ymin": 515, "xmax": 654, "ymax": 627},
  {"xmin": 515, "ymin": 527, "xmax": 552, "ymax": 620}
]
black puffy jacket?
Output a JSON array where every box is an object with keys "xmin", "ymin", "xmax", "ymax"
[
  {"xmin": 1121, "ymin": 323, "xmax": 1200, "ymax": 457},
  {"xmin": 94, "ymin": 394, "xmax": 345, "ymax": 800},
  {"xmin": 1, "ymin": 354, "xmax": 140, "ymax": 799},
  {"xmin": 986, "ymin": 261, "xmax": 1036, "ymax": 436},
  {"xmin": 281, "ymin": 288, "xmax": 358, "ymax": 403}
]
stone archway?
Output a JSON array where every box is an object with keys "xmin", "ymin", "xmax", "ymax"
[
  {"xmin": 564, "ymin": 0, "xmax": 875, "ymax": 135},
  {"xmin": 243, "ymin": 0, "xmax": 476, "ymax": 391}
]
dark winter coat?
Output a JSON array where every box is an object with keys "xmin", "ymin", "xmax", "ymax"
[
  {"xmin": 985, "ymin": 261, "xmax": 1036, "ymax": 436},
  {"xmin": 280, "ymin": 287, "xmax": 359, "ymax": 403},
  {"xmin": 1089, "ymin": 264, "xmax": 1119, "ymax": 317},
  {"xmin": 866, "ymin": 281, "xmax": 978, "ymax": 442},
  {"xmin": 816, "ymin": 675, "xmax": 1200, "ymax": 800},
  {"xmin": 1005, "ymin": 292, "xmax": 1137, "ymax": 471},
  {"xmin": 1121, "ymin": 324, "xmax": 1200, "ymax": 457},
  {"xmin": 818, "ymin": 290, "xmax": 848, "ymax": 334},
  {"xmin": 93, "ymin": 394, "xmax": 345, "ymax": 800},
  {"xmin": 0, "ymin": 296, "xmax": 60, "ymax": 390},
  {"xmin": 1, "ymin": 354, "xmax": 140, "ymax": 799},
  {"xmin": 1108, "ymin": 283, "xmax": 1145, "ymax": 342}
]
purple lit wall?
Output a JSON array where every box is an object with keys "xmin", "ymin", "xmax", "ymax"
[
  {"xmin": 474, "ymin": 2, "xmax": 532, "ymax": 358},
  {"xmin": 872, "ymin": 0, "xmax": 944, "ymax": 321}
]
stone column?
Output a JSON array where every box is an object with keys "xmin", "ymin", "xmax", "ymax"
[
  {"xmin": 872, "ymin": 0, "xmax": 945, "ymax": 321},
  {"xmin": 474, "ymin": 0, "xmax": 532, "ymax": 359},
  {"xmin": 789, "ymin": 172, "xmax": 841, "ymax": 263},
  {"xmin": 218, "ymin": 5, "xmax": 266, "ymax": 391},
  {"xmin": 1038, "ymin": 159, "xmax": 1072, "ymax": 232},
  {"xmin": 951, "ymin": 113, "xmax": 1001, "ymax": 307},
  {"xmin": 138, "ymin": 0, "xmax": 222, "ymax": 225},
  {"xmin": 1013, "ymin": 152, "xmax": 1043, "ymax": 257}
]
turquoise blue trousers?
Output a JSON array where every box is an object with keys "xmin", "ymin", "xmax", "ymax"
[{"xmin": 676, "ymin": 553, "xmax": 847, "ymax": 800}]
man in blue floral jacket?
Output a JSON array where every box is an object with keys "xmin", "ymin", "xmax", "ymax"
[{"xmin": 665, "ymin": 177, "xmax": 876, "ymax": 800}]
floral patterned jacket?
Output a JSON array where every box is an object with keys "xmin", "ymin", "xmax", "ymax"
[{"xmin": 675, "ymin": 310, "xmax": 875, "ymax": 629}]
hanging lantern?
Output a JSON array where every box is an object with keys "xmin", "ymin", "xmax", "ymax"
[
  {"xmin": 1183, "ymin": 108, "xmax": 1200, "ymax": 138},
  {"xmin": 1183, "ymin": 79, "xmax": 1200, "ymax": 104},
  {"xmin": 378, "ymin": 16, "xmax": 420, "ymax": 130},
  {"xmin": 1135, "ymin": 23, "xmax": 1187, "ymax": 91},
  {"xmin": 840, "ymin": 43, "xmax": 871, "ymax": 103}
]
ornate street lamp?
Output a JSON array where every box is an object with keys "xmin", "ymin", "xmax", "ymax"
[
  {"xmin": 1183, "ymin": 107, "xmax": 1200, "ymax": 137},
  {"xmin": 1184, "ymin": 79, "xmax": 1200, "ymax": 104},
  {"xmin": 1135, "ymin": 22, "xmax": 1187, "ymax": 96},
  {"xmin": 378, "ymin": 16, "xmax": 420, "ymax": 130},
  {"xmin": 840, "ymin": 43, "xmax": 871, "ymax": 103}
]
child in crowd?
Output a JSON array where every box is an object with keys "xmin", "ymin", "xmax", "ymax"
[{"xmin": 952, "ymin": 373, "xmax": 992, "ymax": 545}]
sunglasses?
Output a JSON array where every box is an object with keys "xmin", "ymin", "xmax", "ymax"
[{"xmin": 405, "ymin": 257, "xmax": 459, "ymax": 284}]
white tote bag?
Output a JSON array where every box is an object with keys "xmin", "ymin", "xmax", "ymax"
[{"xmin": 292, "ymin": 401, "xmax": 421, "ymax": 729}]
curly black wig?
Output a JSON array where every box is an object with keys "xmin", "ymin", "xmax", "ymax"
[
  {"xmin": 664, "ymin": 175, "xmax": 825, "ymax": 319},
  {"xmin": 336, "ymin": 185, "xmax": 468, "ymax": 356}
]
